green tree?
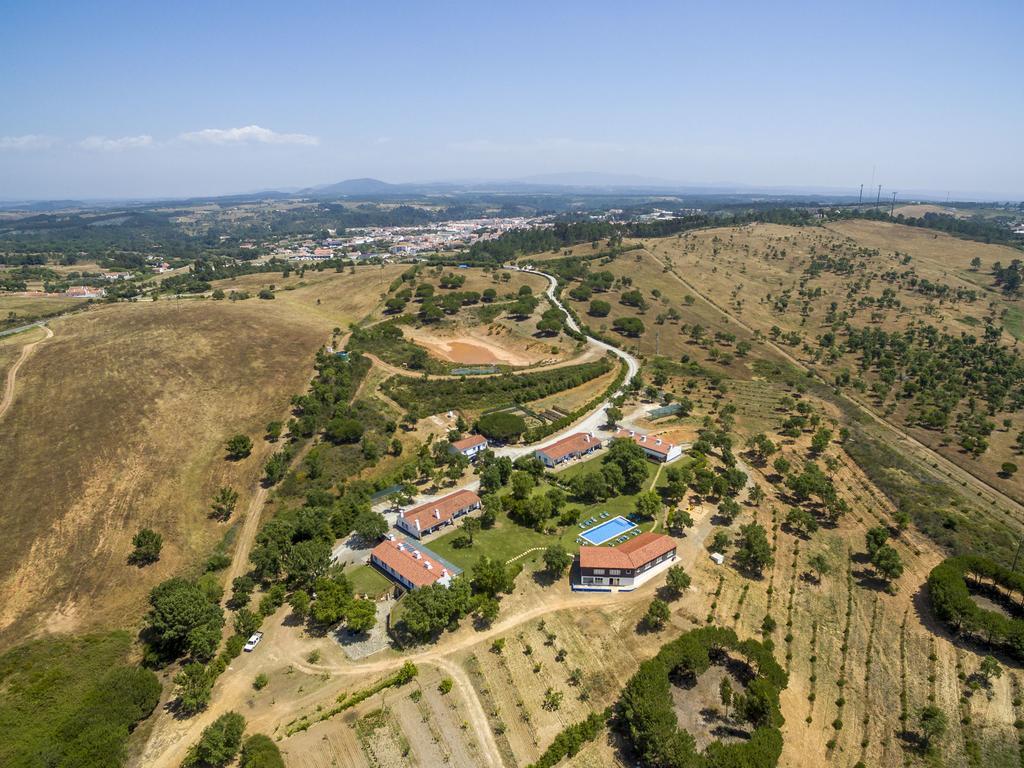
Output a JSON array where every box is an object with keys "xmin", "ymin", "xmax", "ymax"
[
  {"xmin": 511, "ymin": 470, "xmax": 535, "ymax": 500},
  {"xmin": 325, "ymin": 416, "xmax": 364, "ymax": 444},
  {"xmin": 717, "ymin": 496, "xmax": 741, "ymax": 522},
  {"xmin": 603, "ymin": 438, "xmax": 649, "ymax": 492},
  {"xmin": 872, "ymin": 544, "xmax": 903, "ymax": 585},
  {"xmin": 346, "ymin": 599, "xmax": 378, "ymax": 633},
  {"xmin": 735, "ymin": 523, "xmax": 773, "ymax": 576},
  {"xmin": 472, "ymin": 556, "xmax": 515, "ymax": 597},
  {"xmin": 226, "ymin": 434, "xmax": 253, "ymax": 460},
  {"xmin": 210, "ymin": 486, "xmax": 239, "ymax": 521},
  {"xmin": 719, "ymin": 677, "xmax": 734, "ymax": 719},
  {"xmin": 183, "ymin": 711, "xmax": 246, "ymax": 767},
  {"xmin": 353, "ymin": 510, "xmax": 388, "ymax": 542},
  {"xmin": 644, "ymin": 598, "xmax": 671, "ymax": 630},
  {"xmin": 666, "ymin": 507, "xmax": 694, "ymax": 534},
  {"xmin": 605, "ymin": 406, "xmax": 623, "ymax": 428},
  {"xmin": 785, "ymin": 506, "xmax": 818, "ymax": 537},
  {"xmin": 309, "ymin": 576, "xmax": 352, "ymax": 626},
  {"xmin": 265, "ymin": 421, "xmax": 283, "ymax": 441},
  {"xmin": 129, "ymin": 528, "xmax": 163, "ymax": 566},
  {"xmin": 634, "ymin": 490, "xmax": 662, "ymax": 520},
  {"xmin": 174, "ymin": 663, "xmax": 215, "ymax": 715},
  {"xmin": 612, "ymin": 316, "xmax": 645, "ymax": 337},
  {"xmin": 918, "ymin": 705, "xmax": 947, "ymax": 752},
  {"xmin": 288, "ymin": 590, "xmax": 310, "ymax": 620},
  {"xmin": 146, "ymin": 577, "xmax": 225, "ymax": 661},
  {"xmin": 808, "ymin": 552, "xmax": 830, "ymax": 585},
  {"xmin": 664, "ymin": 565, "xmax": 691, "ymax": 598},
  {"xmin": 979, "ymin": 654, "xmax": 1003, "ymax": 686},
  {"xmin": 239, "ymin": 734, "xmax": 284, "ymax": 768},
  {"xmin": 543, "ymin": 544, "xmax": 572, "ymax": 578},
  {"xmin": 588, "ymin": 299, "xmax": 611, "ymax": 317},
  {"xmin": 865, "ymin": 525, "xmax": 890, "ymax": 558}
]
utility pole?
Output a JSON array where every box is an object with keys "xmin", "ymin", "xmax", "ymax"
[
  {"xmin": 859, "ymin": 184, "xmax": 863, "ymax": 204},
  {"xmin": 876, "ymin": 185, "xmax": 882, "ymax": 208},
  {"xmin": 890, "ymin": 192, "xmax": 897, "ymax": 216},
  {"xmin": 1013, "ymin": 535, "xmax": 1023, "ymax": 572}
]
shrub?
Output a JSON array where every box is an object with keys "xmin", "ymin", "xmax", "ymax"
[
  {"xmin": 476, "ymin": 412, "xmax": 527, "ymax": 442},
  {"xmin": 128, "ymin": 527, "xmax": 163, "ymax": 566},
  {"xmin": 239, "ymin": 734, "xmax": 284, "ymax": 768},
  {"xmin": 225, "ymin": 434, "xmax": 253, "ymax": 460},
  {"xmin": 183, "ymin": 711, "xmax": 246, "ymax": 767}
]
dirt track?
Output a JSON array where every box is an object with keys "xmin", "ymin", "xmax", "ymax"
[{"xmin": 0, "ymin": 325, "xmax": 53, "ymax": 420}]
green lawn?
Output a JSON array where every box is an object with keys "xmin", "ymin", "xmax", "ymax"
[
  {"xmin": 347, "ymin": 563, "xmax": 395, "ymax": 598},
  {"xmin": 429, "ymin": 455, "xmax": 666, "ymax": 570}
]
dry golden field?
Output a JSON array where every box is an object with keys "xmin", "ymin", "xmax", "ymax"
[{"xmin": 0, "ymin": 293, "xmax": 346, "ymax": 650}]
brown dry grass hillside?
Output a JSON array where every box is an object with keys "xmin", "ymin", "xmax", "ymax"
[{"xmin": 0, "ymin": 285, "xmax": 373, "ymax": 650}]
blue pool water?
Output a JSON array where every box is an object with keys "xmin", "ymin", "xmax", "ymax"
[{"xmin": 579, "ymin": 516, "xmax": 637, "ymax": 545}]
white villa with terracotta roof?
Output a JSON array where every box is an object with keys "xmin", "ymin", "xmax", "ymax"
[
  {"xmin": 573, "ymin": 532, "xmax": 677, "ymax": 591},
  {"xmin": 614, "ymin": 429, "xmax": 683, "ymax": 463},
  {"xmin": 534, "ymin": 432, "xmax": 602, "ymax": 468},
  {"xmin": 395, "ymin": 489, "xmax": 482, "ymax": 539},
  {"xmin": 370, "ymin": 536, "xmax": 453, "ymax": 590},
  {"xmin": 448, "ymin": 434, "xmax": 488, "ymax": 459}
]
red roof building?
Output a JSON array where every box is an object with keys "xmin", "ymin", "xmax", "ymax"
[
  {"xmin": 370, "ymin": 537, "xmax": 453, "ymax": 590},
  {"xmin": 575, "ymin": 532, "xmax": 677, "ymax": 590},
  {"xmin": 614, "ymin": 429, "xmax": 684, "ymax": 462},
  {"xmin": 534, "ymin": 432, "xmax": 602, "ymax": 467},
  {"xmin": 396, "ymin": 489, "xmax": 482, "ymax": 539},
  {"xmin": 448, "ymin": 434, "xmax": 488, "ymax": 458}
]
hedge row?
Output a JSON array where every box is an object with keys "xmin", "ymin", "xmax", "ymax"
[
  {"xmin": 927, "ymin": 555, "xmax": 1024, "ymax": 661},
  {"xmin": 526, "ymin": 709, "xmax": 609, "ymax": 768},
  {"xmin": 285, "ymin": 662, "xmax": 418, "ymax": 735}
]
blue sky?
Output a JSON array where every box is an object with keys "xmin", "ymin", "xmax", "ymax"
[{"xmin": 1, "ymin": 0, "xmax": 1021, "ymax": 199}]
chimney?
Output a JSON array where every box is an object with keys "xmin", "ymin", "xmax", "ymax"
[
  {"xmin": 413, "ymin": 550, "xmax": 422, "ymax": 559},
  {"xmin": 433, "ymin": 508, "xmax": 441, "ymax": 519},
  {"xmin": 386, "ymin": 533, "xmax": 395, "ymax": 541},
  {"xmin": 584, "ymin": 434, "xmax": 590, "ymax": 443},
  {"xmin": 441, "ymin": 568, "xmax": 449, "ymax": 577},
  {"xmin": 415, "ymin": 519, "xmax": 420, "ymax": 531},
  {"xmin": 424, "ymin": 561, "xmax": 432, "ymax": 570}
]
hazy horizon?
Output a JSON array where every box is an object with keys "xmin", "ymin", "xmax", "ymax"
[{"xmin": 2, "ymin": 0, "xmax": 1022, "ymax": 200}]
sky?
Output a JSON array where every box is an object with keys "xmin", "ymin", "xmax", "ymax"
[{"xmin": 1, "ymin": 0, "xmax": 1021, "ymax": 200}]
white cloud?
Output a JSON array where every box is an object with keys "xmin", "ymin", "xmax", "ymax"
[
  {"xmin": 79, "ymin": 135, "xmax": 154, "ymax": 151},
  {"xmin": 0, "ymin": 134, "xmax": 60, "ymax": 151},
  {"xmin": 178, "ymin": 125, "xmax": 319, "ymax": 146}
]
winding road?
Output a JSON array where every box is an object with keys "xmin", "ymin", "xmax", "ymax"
[{"xmin": 0, "ymin": 324, "xmax": 53, "ymax": 421}]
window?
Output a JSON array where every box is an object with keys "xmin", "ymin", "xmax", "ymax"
[
  {"xmin": 593, "ymin": 569, "xmax": 605, "ymax": 575},
  {"xmin": 609, "ymin": 569, "xmax": 620, "ymax": 576}
]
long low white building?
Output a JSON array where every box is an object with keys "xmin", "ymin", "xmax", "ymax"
[{"xmin": 614, "ymin": 429, "xmax": 683, "ymax": 463}]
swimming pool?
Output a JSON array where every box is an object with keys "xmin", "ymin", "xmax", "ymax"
[{"xmin": 579, "ymin": 515, "xmax": 637, "ymax": 546}]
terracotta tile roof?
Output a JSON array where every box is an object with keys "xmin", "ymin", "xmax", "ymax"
[
  {"xmin": 536, "ymin": 432, "xmax": 601, "ymax": 462},
  {"xmin": 450, "ymin": 434, "xmax": 487, "ymax": 452},
  {"xmin": 614, "ymin": 429, "xmax": 678, "ymax": 458},
  {"xmin": 400, "ymin": 489, "xmax": 481, "ymax": 532},
  {"xmin": 371, "ymin": 539, "xmax": 450, "ymax": 588},
  {"xmin": 578, "ymin": 532, "xmax": 676, "ymax": 570}
]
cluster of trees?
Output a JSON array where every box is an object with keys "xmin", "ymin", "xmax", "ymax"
[
  {"xmin": 383, "ymin": 358, "xmax": 613, "ymax": 415},
  {"xmin": 617, "ymin": 626, "xmax": 787, "ymax": 768},
  {"xmin": 391, "ymin": 556, "xmax": 520, "ymax": 645},
  {"xmin": 568, "ymin": 439, "xmax": 649, "ymax": 502},
  {"xmin": 844, "ymin": 323, "xmax": 1024, "ymax": 456},
  {"xmin": 182, "ymin": 710, "xmax": 283, "ymax": 768},
  {"xmin": 287, "ymin": 349, "xmax": 371, "ymax": 440},
  {"xmin": 927, "ymin": 555, "xmax": 1024, "ymax": 661}
]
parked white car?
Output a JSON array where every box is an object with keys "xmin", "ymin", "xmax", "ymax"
[{"xmin": 243, "ymin": 631, "xmax": 263, "ymax": 652}]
